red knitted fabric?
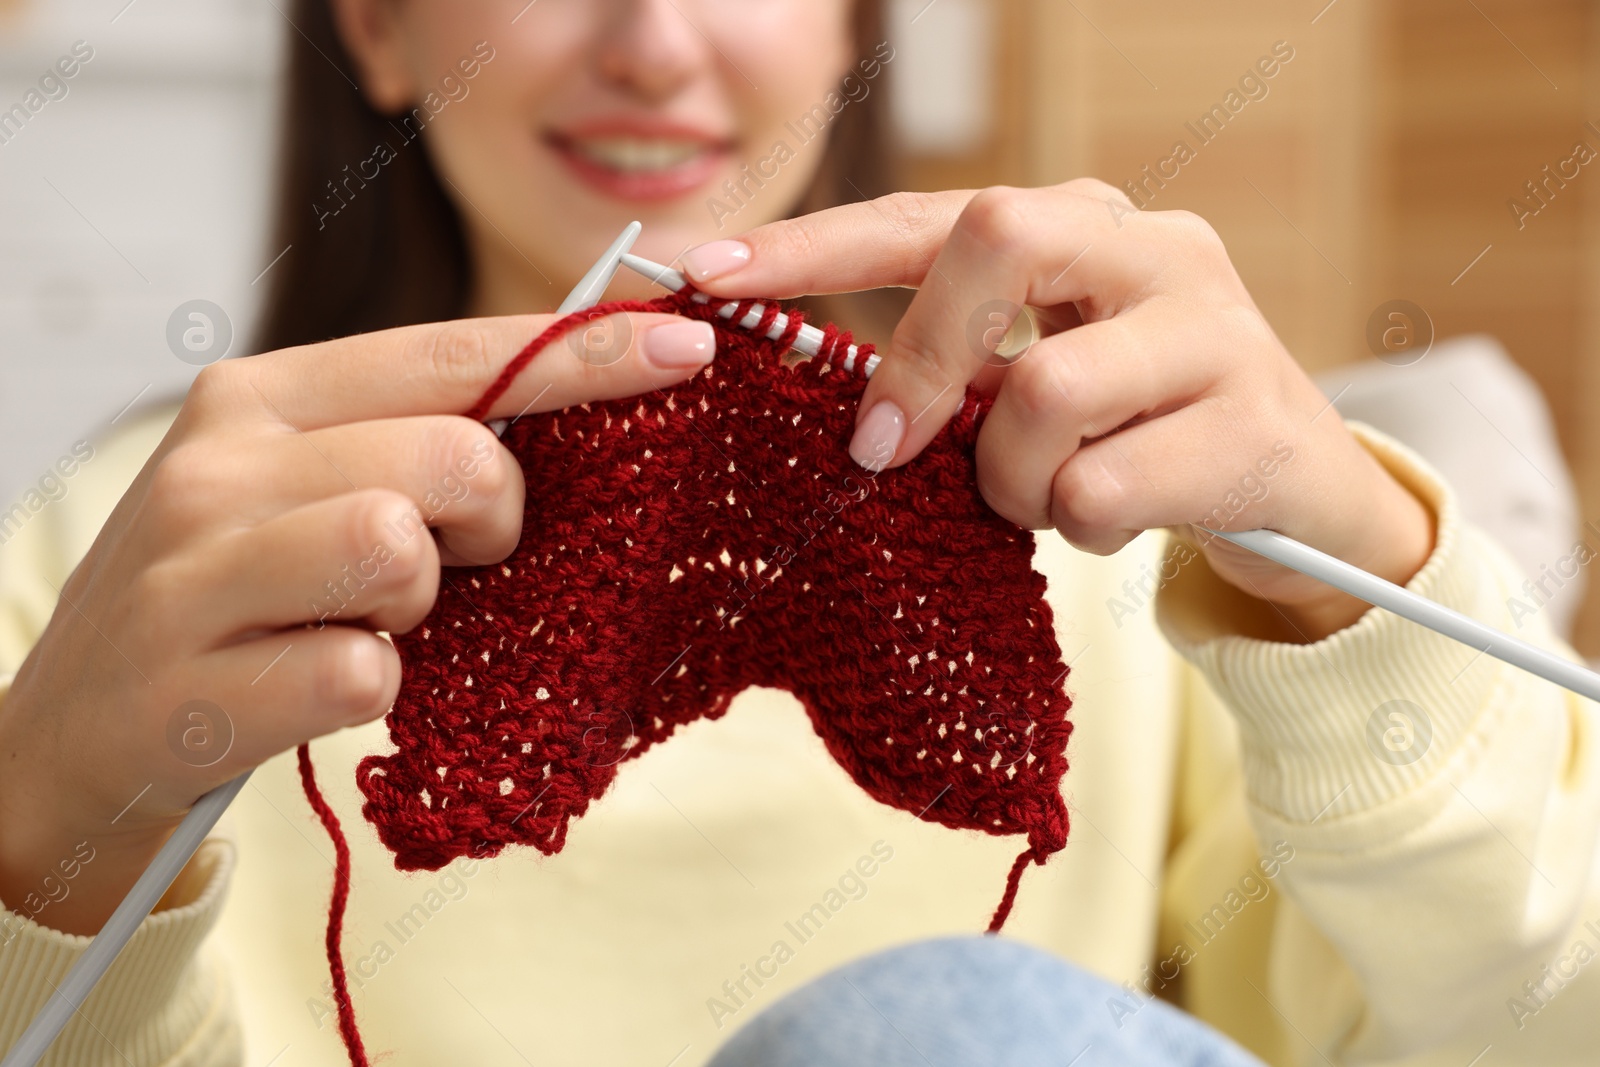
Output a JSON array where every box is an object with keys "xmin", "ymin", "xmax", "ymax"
[{"xmin": 299, "ymin": 289, "xmax": 1073, "ymax": 1066}]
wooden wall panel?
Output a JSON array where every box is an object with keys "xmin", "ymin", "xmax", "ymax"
[
  {"xmin": 1571, "ymin": 3, "xmax": 1600, "ymax": 653},
  {"xmin": 1376, "ymin": 0, "xmax": 1599, "ymax": 647},
  {"xmin": 909, "ymin": 0, "xmax": 1380, "ymax": 370},
  {"xmin": 902, "ymin": 0, "xmax": 1600, "ymax": 653}
]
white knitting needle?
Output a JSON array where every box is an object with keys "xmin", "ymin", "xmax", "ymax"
[
  {"xmin": 618, "ymin": 252, "xmax": 882, "ymax": 375},
  {"xmin": 0, "ymin": 774, "xmax": 250, "ymax": 1067},
  {"xmin": 486, "ymin": 220, "xmax": 643, "ymax": 441},
  {"xmin": 559, "ymin": 220, "xmax": 642, "ymax": 315},
  {"xmin": 617, "ymin": 248, "xmax": 1600, "ymax": 705},
  {"xmin": 0, "ymin": 237, "xmax": 640, "ymax": 1067},
  {"xmin": 1210, "ymin": 528, "xmax": 1600, "ymax": 702},
  {"xmin": 486, "ymin": 221, "xmax": 644, "ymax": 441}
]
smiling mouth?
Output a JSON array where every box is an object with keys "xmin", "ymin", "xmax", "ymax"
[{"xmin": 544, "ymin": 130, "xmax": 736, "ymax": 201}]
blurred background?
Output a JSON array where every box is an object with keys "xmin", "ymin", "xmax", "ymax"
[{"xmin": 4, "ymin": 0, "xmax": 1600, "ymax": 644}]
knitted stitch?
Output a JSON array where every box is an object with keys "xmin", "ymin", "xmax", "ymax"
[{"xmin": 300, "ymin": 288, "xmax": 1074, "ymax": 1065}]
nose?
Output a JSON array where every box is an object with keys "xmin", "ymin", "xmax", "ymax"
[{"xmin": 596, "ymin": 0, "xmax": 713, "ymax": 101}]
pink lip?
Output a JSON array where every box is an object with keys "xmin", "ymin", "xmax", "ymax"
[{"xmin": 543, "ymin": 118, "xmax": 736, "ymax": 203}]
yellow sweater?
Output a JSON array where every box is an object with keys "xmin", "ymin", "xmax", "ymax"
[{"xmin": 2, "ymin": 406, "xmax": 1597, "ymax": 1066}]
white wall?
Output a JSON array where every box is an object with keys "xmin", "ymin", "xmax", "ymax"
[{"xmin": 0, "ymin": 0, "xmax": 282, "ymax": 505}]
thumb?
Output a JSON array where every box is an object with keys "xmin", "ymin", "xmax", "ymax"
[{"xmin": 472, "ymin": 311, "xmax": 716, "ymax": 422}]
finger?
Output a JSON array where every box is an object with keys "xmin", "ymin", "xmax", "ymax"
[
  {"xmin": 186, "ymin": 489, "xmax": 443, "ymax": 638},
  {"xmin": 851, "ymin": 186, "xmax": 1163, "ymax": 470},
  {"xmin": 975, "ymin": 313, "xmax": 1217, "ymax": 529},
  {"xmin": 683, "ymin": 180, "xmax": 1156, "ymax": 312},
  {"xmin": 1049, "ymin": 403, "xmax": 1284, "ymax": 555},
  {"xmin": 172, "ymin": 627, "xmax": 400, "ymax": 779},
  {"xmin": 268, "ymin": 416, "xmax": 524, "ymax": 566},
  {"xmin": 212, "ymin": 312, "xmax": 716, "ymax": 432},
  {"xmin": 682, "ymin": 190, "xmax": 978, "ymax": 297}
]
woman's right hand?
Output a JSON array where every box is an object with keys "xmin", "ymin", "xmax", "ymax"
[{"xmin": 0, "ymin": 310, "xmax": 715, "ymax": 935}]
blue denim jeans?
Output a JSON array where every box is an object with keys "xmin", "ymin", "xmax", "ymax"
[{"xmin": 707, "ymin": 935, "xmax": 1266, "ymax": 1067}]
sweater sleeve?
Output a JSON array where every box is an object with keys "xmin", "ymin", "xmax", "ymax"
[
  {"xmin": 0, "ymin": 406, "xmax": 244, "ymax": 1065},
  {"xmin": 1155, "ymin": 422, "xmax": 1600, "ymax": 1061},
  {"xmin": 0, "ymin": 708, "xmax": 242, "ymax": 1064}
]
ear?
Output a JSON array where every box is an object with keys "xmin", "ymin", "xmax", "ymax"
[{"xmin": 328, "ymin": 0, "xmax": 415, "ymax": 113}]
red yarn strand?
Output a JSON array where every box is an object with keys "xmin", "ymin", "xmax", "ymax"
[
  {"xmin": 301, "ymin": 287, "xmax": 1073, "ymax": 1063},
  {"xmin": 775, "ymin": 305, "xmax": 805, "ymax": 352},
  {"xmin": 464, "ymin": 297, "xmax": 679, "ymax": 423},
  {"xmin": 297, "ymin": 743, "xmax": 372, "ymax": 1067},
  {"xmin": 987, "ymin": 847, "xmax": 1039, "ymax": 934}
]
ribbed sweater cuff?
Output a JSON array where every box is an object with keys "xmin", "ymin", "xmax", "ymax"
[
  {"xmin": 1155, "ymin": 422, "xmax": 1532, "ymax": 826},
  {"xmin": 0, "ymin": 680, "xmax": 240, "ymax": 1064}
]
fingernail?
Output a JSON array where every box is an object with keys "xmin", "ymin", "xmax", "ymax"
[
  {"xmin": 849, "ymin": 401, "xmax": 905, "ymax": 472},
  {"xmin": 643, "ymin": 320, "xmax": 716, "ymax": 369},
  {"xmin": 681, "ymin": 240, "xmax": 752, "ymax": 283}
]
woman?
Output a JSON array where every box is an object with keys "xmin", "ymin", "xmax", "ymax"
[{"xmin": 1, "ymin": 0, "xmax": 1596, "ymax": 1063}]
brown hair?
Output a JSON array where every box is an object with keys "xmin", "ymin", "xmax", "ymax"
[{"xmin": 254, "ymin": 0, "xmax": 896, "ymax": 355}]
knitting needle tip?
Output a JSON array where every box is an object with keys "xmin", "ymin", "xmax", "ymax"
[
  {"xmin": 558, "ymin": 220, "xmax": 642, "ymax": 315},
  {"xmin": 489, "ymin": 222, "xmax": 642, "ymax": 438},
  {"xmin": 620, "ymin": 249, "xmax": 880, "ymax": 375}
]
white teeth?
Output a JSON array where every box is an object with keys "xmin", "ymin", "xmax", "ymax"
[{"xmin": 570, "ymin": 138, "xmax": 708, "ymax": 173}]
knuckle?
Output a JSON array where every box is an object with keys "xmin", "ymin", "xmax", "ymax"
[
  {"xmin": 974, "ymin": 451, "xmax": 1040, "ymax": 530},
  {"xmin": 184, "ymin": 359, "xmax": 240, "ymax": 412},
  {"xmin": 1062, "ymin": 176, "xmax": 1123, "ymax": 203},
  {"xmin": 465, "ymin": 441, "xmax": 514, "ymax": 509},
  {"xmin": 766, "ymin": 215, "xmax": 828, "ymax": 268},
  {"xmin": 417, "ymin": 322, "xmax": 497, "ymax": 398},
  {"xmin": 316, "ymin": 636, "xmax": 389, "ymax": 716},
  {"xmin": 880, "ymin": 190, "xmax": 953, "ymax": 283},
  {"xmin": 146, "ymin": 444, "xmax": 222, "ymax": 526},
  {"xmin": 878, "ymin": 189, "xmax": 945, "ymax": 240},
  {"xmin": 129, "ymin": 557, "xmax": 189, "ymax": 620},
  {"xmin": 959, "ymin": 187, "xmax": 1033, "ymax": 256},
  {"xmin": 1164, "ymin": 209, "xmax": 1226, "ymax": 254},
  {"xmin": 1011, "ymin": 352, "xmax": 1079, "ymax": 425},
  {"xmin": 146, "ymin": 444, "xmax": 198, "ymax": 498},
  {"xmin": 343, "ymin": 489, "xmax": 416, "ymax": 569},
  {"xmin": 1054, "ymin": 455, "xmax": 1125, "ymax": 531},
  {"xmin": 382, "ymin": 511, "xmax": 433, "ymax": 583},
  {"xmin": 436, "ymin": 419, "xmax": 508, "ymax": 503}
]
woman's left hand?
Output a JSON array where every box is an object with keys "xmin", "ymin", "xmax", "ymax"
[{"xmin": 679, "ymin": 181, "xmax": 1435, "ymax": 642}]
